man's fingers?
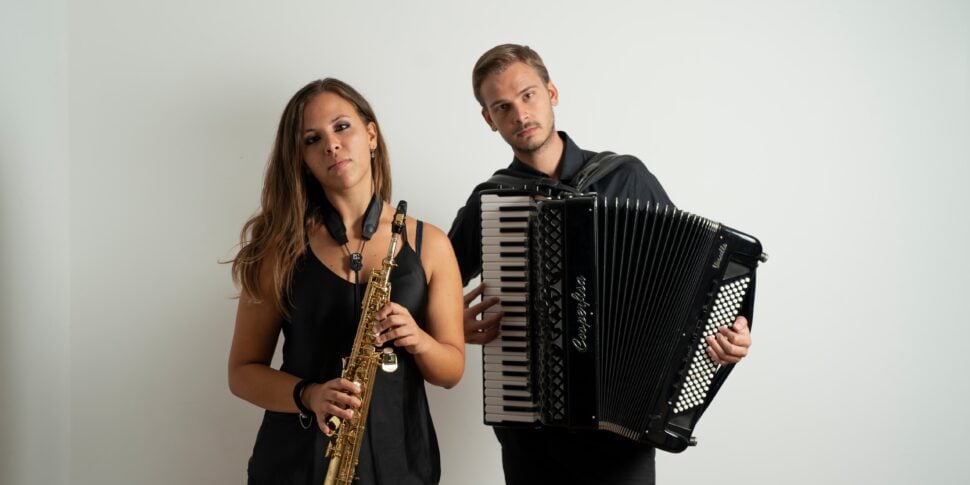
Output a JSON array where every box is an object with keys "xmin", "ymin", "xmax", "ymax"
[
  {"xmin": 467, "ymin": 296, "xmax": 500, "ymax": 316},
  {"xmin": 463, "ymin": 284, "xmax": 486, "ymax": 305},
  {"xmin": 465, "ymin": 323, "xmax": 500, "ymax": 344},
  {"xmin": 465, "ymin": 311, "xmax": 502, "ymax": 333}
]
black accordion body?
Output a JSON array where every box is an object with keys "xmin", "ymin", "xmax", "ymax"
[{"xmin": 480, "ymin": 190, "xmax": 766, "ymax": 452}]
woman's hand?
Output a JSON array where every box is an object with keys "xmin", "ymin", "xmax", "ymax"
[
  {"xmin": 372, "ymin": 302, "xmax": 433, "ymax": 355},
  {"xmin": 304, "ymin": 378, "xmax": 362, "ymax": 435}
]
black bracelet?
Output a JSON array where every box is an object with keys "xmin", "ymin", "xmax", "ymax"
[{"xmin": 292, "ymin": 379, "xmax": 314, "ymax": 428}]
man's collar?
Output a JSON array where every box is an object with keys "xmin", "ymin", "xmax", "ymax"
[{"xmin": 508, "ymin": 131, "xmax": 583, "ymax": 181}]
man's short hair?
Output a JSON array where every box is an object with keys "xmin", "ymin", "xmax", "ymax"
[{"xmin": 472, "ymin": 44, "xmax": 551, "ymax": 107}]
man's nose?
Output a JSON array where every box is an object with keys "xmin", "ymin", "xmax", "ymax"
[{"xmin": 511, "ymin": 104, "xmax": 529, "ymax": 125}]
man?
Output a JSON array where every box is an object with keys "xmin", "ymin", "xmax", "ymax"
[{"xmin": 447, "ymin": 44, "xmax": 752, "ymax": 484}]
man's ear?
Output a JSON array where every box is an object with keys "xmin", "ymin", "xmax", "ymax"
[
  {"xmin": 481, "ymin": 108, "xmax": 498, "ymax": 132},
  {"xmin": 547, "ymin": 81, "xmax": 559, "ymax": 107}
]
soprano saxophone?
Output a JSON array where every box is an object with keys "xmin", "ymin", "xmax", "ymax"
[{"xmin": 323, "ymin": 200, "xmax": 407, "ymax": 485}]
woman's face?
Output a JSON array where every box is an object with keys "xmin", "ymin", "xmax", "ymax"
[{"xmin": 301, "ymin": 91, "xmax": 377, "ymax": 193}]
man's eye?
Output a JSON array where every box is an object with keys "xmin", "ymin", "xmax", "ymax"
[
  {"xmin": 499, "ymin": 104, "xmax": 510, "ymax": 111},
  {"xmin": 304, "ymin": 135, "xmax": 320, "ymax": 145},
  {"xmin": 524, "ymin": 91, "xmax": 534, "ymax": 100}
]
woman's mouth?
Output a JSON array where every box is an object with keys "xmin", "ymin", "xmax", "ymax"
[{"xmin": 328, "ymin": 159, "xmax": 351, "ymax": 171}]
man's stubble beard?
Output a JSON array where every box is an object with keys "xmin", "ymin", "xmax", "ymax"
[{"xmin": 509, "ymin": 116, "xmax": 557, "ymax": 155}]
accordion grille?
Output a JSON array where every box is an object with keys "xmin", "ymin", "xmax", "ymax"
[{"xmin": 531, "ymin": 204, "xmax": 567, "ymax": 422}]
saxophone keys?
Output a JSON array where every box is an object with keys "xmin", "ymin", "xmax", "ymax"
[
  {"xmin": 381, "ymin": 348, "xmax": 398, "ymax": 373},
  {"xmin": 325, "ymin": 415, "xmax": 342, "ymax": 436}
]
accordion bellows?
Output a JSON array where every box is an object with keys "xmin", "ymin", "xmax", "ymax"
[{"xmin": 480, "ymin": 191, "xmax": 766, "ymax": 452}]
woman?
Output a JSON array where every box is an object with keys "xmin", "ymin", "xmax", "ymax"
[{"xmin": 228, "ymin": 78, "xmax": 464, "ymax": 484}]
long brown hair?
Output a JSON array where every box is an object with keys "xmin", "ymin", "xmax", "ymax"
[{"xmin": 231, "ymin": 78, "xmax": 392, "ymax": 311}]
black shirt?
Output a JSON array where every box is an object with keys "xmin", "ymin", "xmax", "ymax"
[
  {"xmin": 247, "ymin": 224, "xmax": 439, "ymax": 485},
  {"xmin": 447, "ymin": 132, "xmax": 673, "ymax": 484}
]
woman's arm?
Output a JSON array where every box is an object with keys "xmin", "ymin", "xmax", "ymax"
[
  {"xmin": 227, "ymin": 254, "xmax": 302, "ymax": 412},
  {"xmin": 373, "ymin": 221, "xmax": 465, "ymax": 388},
  {"xmin": 228, "ymin": 252, "xmax": 363, "ymax": 431}
]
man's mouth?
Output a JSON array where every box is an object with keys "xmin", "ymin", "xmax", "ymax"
[{"xmin": 517, "ymin": 124, "xmax": 539, "ymax": 138}]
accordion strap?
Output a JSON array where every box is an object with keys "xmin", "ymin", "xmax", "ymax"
[
  {"xmin": 571, "ymin": 151, "xmax": 630, "ymax": 191},
  {"xmin": 485, "ymin": 151, "xmax": 632, "ymax": 194}
]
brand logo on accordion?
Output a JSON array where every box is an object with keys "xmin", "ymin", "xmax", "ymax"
[
  {"xmin": 571, "ymin": 275, "xmax": 591, "ymax": 353},
  {"xmin": 712, "ymin": 243, "xmax": 728, "ymax": 269}
]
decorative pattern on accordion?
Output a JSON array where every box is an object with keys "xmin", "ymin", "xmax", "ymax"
[
  {"xmin": 672, "ymin": 277, "xmax": 751, "ymax": 414},
  {"xmin": 531, "ymin": 204, "xmax": 567, "ymax": 422}
]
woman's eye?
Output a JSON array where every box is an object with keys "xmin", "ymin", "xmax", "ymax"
[
  {"xmin": 334, "ymin": 122, "xmax": 351, "ymax": 132},
  {"xmin": 304, "ymin": 135, "xmax": 320, "ymax": 146}
]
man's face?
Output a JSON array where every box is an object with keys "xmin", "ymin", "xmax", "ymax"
[{"xmin": 479, "ymin": 61, "xmax": 559, "ymax": 156}]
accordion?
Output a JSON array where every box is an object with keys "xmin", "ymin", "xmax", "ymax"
[{"xmin": 480, "ymin": 190, "xmax": 766, "ymax": 452}]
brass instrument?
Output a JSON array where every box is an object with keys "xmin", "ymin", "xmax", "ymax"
[{"xmin": 323, "ymin": 201, "xmax": 407, "ymax": 485}]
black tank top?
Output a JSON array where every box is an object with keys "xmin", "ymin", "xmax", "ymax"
[{"xmin": 247, "ymin": 222, "xmax": 440, "ymax": 485}]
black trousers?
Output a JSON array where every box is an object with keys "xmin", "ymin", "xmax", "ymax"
[{"xmin": 495, "ymin": 427, "xmax": 656, "ymax": 485}]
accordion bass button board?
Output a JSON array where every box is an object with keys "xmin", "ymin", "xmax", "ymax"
[{"xmin": 479, "ymin": 190, "xmax": 767, "ymax": 452}]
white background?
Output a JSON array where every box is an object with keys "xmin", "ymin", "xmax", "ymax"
[{"xmin": 2, "ymin": 0, "xmax": 968, "ymax": 484}]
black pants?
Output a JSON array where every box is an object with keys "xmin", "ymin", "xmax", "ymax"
[{"xmin": 495, "ymin": 427, "xmax": 656, "ymax": 485}]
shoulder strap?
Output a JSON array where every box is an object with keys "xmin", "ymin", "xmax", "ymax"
[
  {"xmin": 415, "ymin": 220, "xmax": 424, "ymax": 258},
  {"xmin": 571, "ymin": 151, "xmax": 632, "ymax": 191}
]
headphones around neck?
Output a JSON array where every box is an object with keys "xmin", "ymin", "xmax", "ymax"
[{"xmin": 319, "ymin": 192, "xmax": 383, "ymax": 245}]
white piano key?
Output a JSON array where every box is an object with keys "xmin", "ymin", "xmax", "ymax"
[
  {"xmin": 482, "ymin": 219, "xmax": 528, "ymax": 229},
  {"xmin": 483, "ymin": 353, "xmax": 528, "ymax": 363},
  {"xmin": 482, "ymin": 262, "xmax": 527, "ymax": 272},
  {"xmin": 483, "ymin": 363, "xmax": 529, "ymax": 372},
  {"xmin": 482, "ymin": 246, "xmax": 528, "ymax": 255},
  {"xmin": 481, "ymin": 234, "xmax": 530, "ymax": 244},
  {"xmin": 482, "ymin": 210, "xmax": 532, "ymax": 220},
  {"xmin": 482, "ymin": 253, "xmax": 530, "ymax": 263},
  {"xmin": 485, "ymin": 405, "xmax": 538, "ymax": 414},
  {"xmin": 485, "ymin": 397, "xmax": 537, "ymax": 407},
  {"xmin": 484, "ymin": 388, "xmax": 532, "ymax": 398},
  {"xmin": 482, "ymin": 194, "xmax": 534, "ymax": 204},
  {"xmin": 483, "ymin": 289, "xmax": 526, "ymax": 299},
  {"xmin": 485, "ymin": 413, "xmax": 540, "ymax": 423},
  {"xmin": 484, "ymin": 373, "xmax": 529, "ymax": 383}
]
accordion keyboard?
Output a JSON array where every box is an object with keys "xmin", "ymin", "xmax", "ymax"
[{"xmin": 480, "ymin": 193, "xmax": 540, "ymax": 424}]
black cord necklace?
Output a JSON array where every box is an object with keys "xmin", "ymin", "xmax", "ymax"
[{"xmin": 320, "ymin": 192, "xmax": 383, "ymax": 324}]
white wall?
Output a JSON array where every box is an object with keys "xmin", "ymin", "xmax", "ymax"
[
  {"xmin": 0, "ymin": 1, "xmax": 71, "ymax": 484},
  {"xmin": 2, "ymin": 0, "xmax": 968, "ymax": 483}
]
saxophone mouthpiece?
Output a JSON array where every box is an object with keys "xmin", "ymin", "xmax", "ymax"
[{"xmin": 391, "ymin": 201, "xmax": 408, "ymax": 234}]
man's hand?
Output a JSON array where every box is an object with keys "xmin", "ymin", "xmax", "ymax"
[
  {"xmin": 463, "ymin": 283, "xmax": 502, "ymax": 345},
  {"xmin": 706, "ymin": 316, "xmax": 752, "ymax": 364}
]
